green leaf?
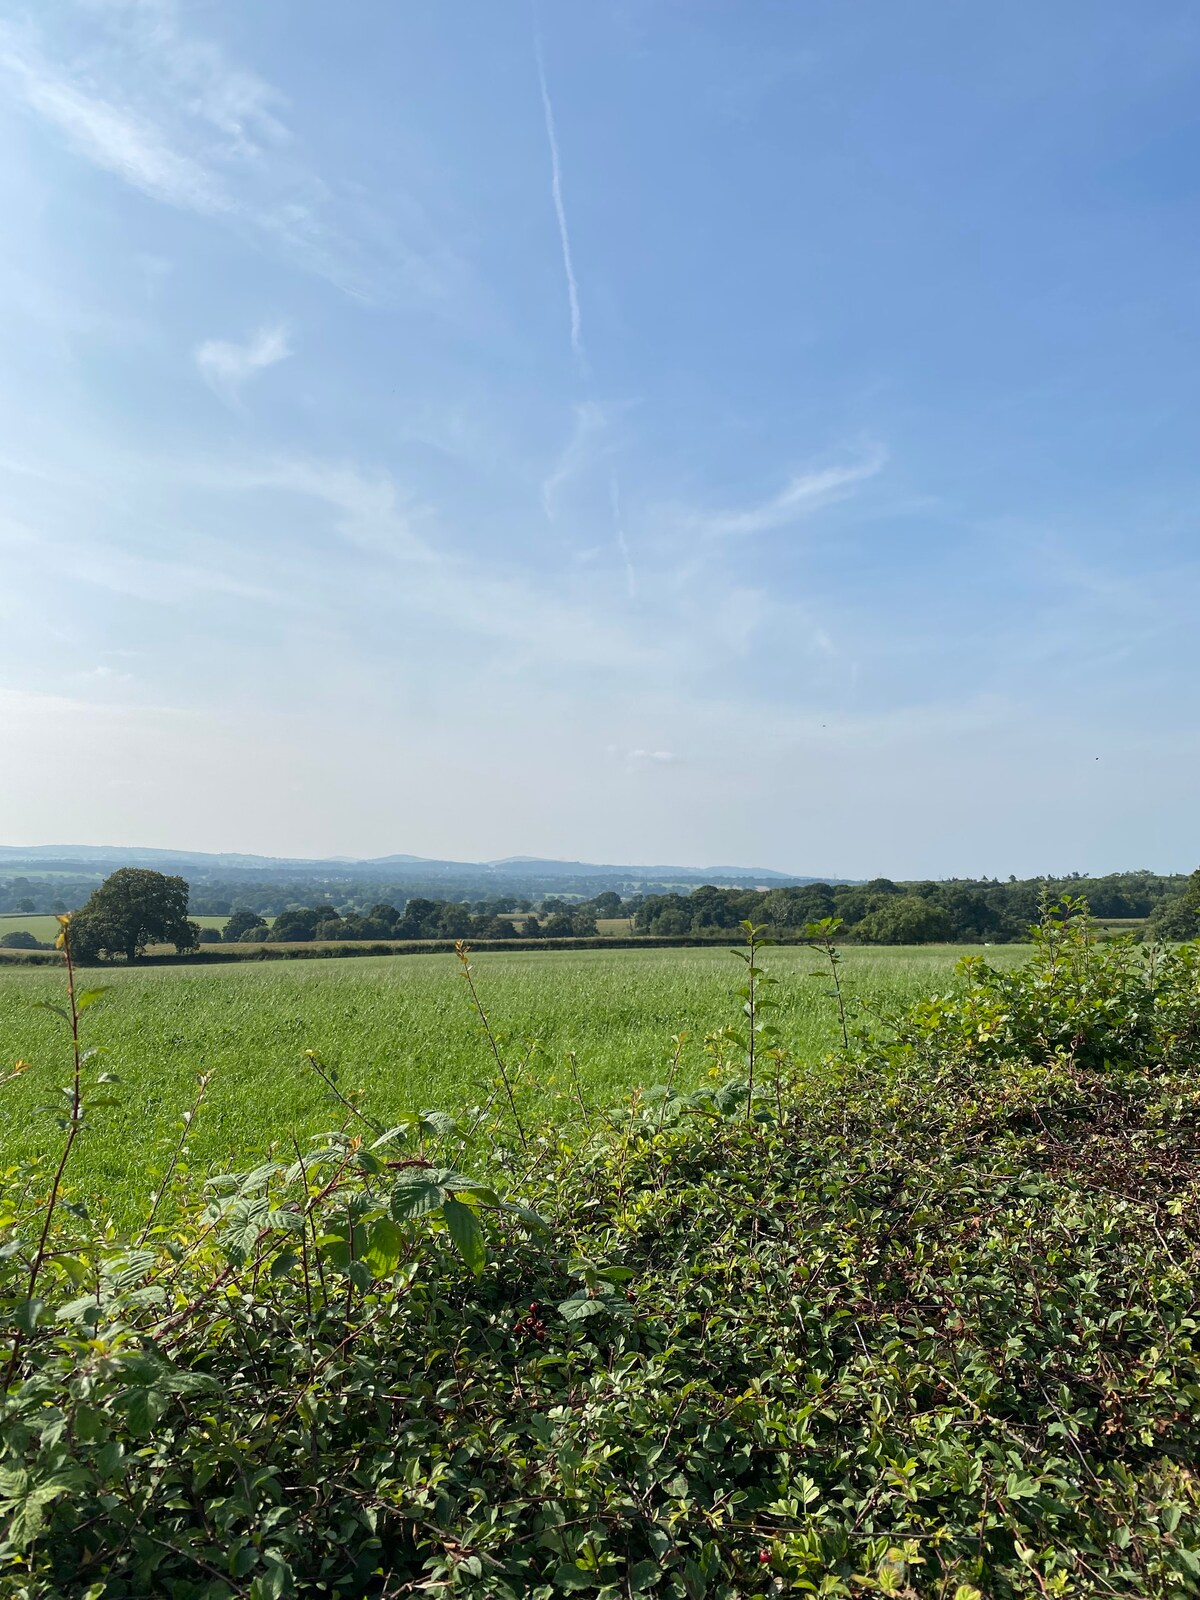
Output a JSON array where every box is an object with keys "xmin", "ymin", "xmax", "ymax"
[
  {"xmin": 32, "ymin": 1001, "xmax": 71, "ymax": 1024},
  {"xmin": 418, "ymin": 1109, "xmax": 457, "ymax": 1138},
  {"xmin": 440, "ymin": 1175, "xmax": 500, "ymax": 1204},
  {"xmin": 121, "ymin": 1385, "xmax": 167, "ymax": 1438},
  {"xmin": 369, "ymin": 1120, "xmax": 416, "ymax": 1149},
  {"xmin": 505, "ymin": 1201, "xmax": 551, "ymax": 1233},
  {"xmin": 11, "ymin": 1297, "xmax": 46, "ymax": 1334},
  {"xmin": 389, "ymin": 1174, "xmax": 443, "ymax": 1221},
  {"xmin": 0, "ymin": 1470, "xmax": 83, "ymax": 1549},
  {"xmin": 268, "ymin": 1250, "xmax": 299, "ymax": 1280},
  {"xmin": 363, "ymin": 1216, "xmax": 406, "ymax": 1278},
  {"xmin": 75, "ymin": 987, "xmax": 110, "ymax": 1012},
  {"xmin": 442, "ymin": 1196, "xmax": 485, "ymax": 1274},
  {"xmin": 558, "ymin": 1292, "xmax": 606, "ymax": 1322},
  {"xmin": 554, "ymin": 1566, "xmax": 598, "ymax": 1592},
  {"xmin": 266, "ymin": 1208, "xmax": 306, "ymax": 1232},
  {"xmin": 57, "ymin": 1295, "xmax": 104, "ymax": 1325},
  {"xmin": 682, "ymin": 1558, "xmax": 707, "ymax": 1599}
]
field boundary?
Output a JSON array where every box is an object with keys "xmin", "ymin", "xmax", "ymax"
[
  {"xmin": 0, "ymin": 933, "xmax": 827, "ymax": 968},
  {"xmin": 0, "ymin": 931, "xmax": 1040, "ymax": 968}
]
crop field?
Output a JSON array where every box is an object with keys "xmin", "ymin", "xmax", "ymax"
[{"xmin": 0, "ymin": 942, "xmax": 1028, "ymax": 1219}]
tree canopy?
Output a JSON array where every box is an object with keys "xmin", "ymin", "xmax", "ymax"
[{"xmin": 70, "ymin": 869, "xmax": 199, "ymax": 963}]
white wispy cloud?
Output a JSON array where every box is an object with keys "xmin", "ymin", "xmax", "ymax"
[
  {"xmin": 195, "ymin": 453, "xmax": 653, "ymax": 669},
  {"xmin": 0, "ymin": 5, "xmax": 459, "ymax": 304},
  {"xmin": 195, "ymin": 325, "xmax": 292, "ymax": 405},
  {"xmin": 538, "ymin": 407, "xmax": 637, "ymax": 600},
  {"xmin": 534, "ymin": 22, "xmax": 586, "ymax": 372},
  {"xmin": 541, "ymin": 401, "xmax": 606, "ymax": 516},
  {"xmin": 684, "ymin": 446, "xmax": 888, "ymax": 539},
  {"xmin": 1, "ymin": 37, "xmax": 228, "ymax": 214},
  {"xmin": 216, "ymin": 457, "xmax": 436, "ymax": 564}
]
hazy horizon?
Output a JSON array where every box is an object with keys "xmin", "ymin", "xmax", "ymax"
[
  {"xmin": 0, "ymin": 839, "xmax": 1184, "ymax": 886},
  {"xmin": 3, "ymin": 2, "xmax": 1198, "ymax": 878}
]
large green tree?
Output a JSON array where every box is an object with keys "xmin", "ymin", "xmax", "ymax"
[
  {"xmin": 1148, "ymin": 867, "xmax": 1200, "ymax": 940},
  {"xmin": 70, "ymin": 868, "xmax": 199, "ymax": 963},
  {"xmin": 223, "ymin": 908, "xmax": 267, "ymax": 943},
  {"xmin": 853, "ymin": 895, "xmax": 952, "ymax": 945}
]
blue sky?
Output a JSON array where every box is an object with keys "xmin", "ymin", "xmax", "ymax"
[{"xmin": 1, "ymin": 0, "xmax": 1198, "ymax": 876}]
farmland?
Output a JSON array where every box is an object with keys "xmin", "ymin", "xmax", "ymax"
[
  {"xmin": 0, "ymin": 941, "xmax": 1027, "ymax": 1218},
  {"xmin": 0, "ymin": 912, "xmax": 229, "ymax": 948},
  {"xmin": 5, "ymin": 915, "xmax": 1198, "ymax": 1596}
]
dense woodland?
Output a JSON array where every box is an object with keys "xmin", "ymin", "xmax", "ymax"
[
  {"xmin": 216, "ymin": 872, "xmax": 1199, "ymax": 948},
  {"xmin": 634, "ymin": 870, "xmax": 1199, "ymax": 942}
]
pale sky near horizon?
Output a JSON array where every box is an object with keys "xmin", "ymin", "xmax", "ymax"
[{"xmin": 1, "ymin": 0, "xmax": 1198, "ymax": 878}]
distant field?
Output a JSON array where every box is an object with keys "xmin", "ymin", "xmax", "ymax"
[
  {"xmin": 0, "ymin": 942, "xmax": 1029, "ymax": 1220},
  {"xmin": 0, "ymin": 914, "xmax": 62, "ymax": 943},
  {"xmin": 0, "ymin": 912, "xmax": 228, "ymax": 948}
]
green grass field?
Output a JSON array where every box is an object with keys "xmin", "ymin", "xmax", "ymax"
[
  {"xmin": 0, "ymin": 912, "xmax": 229, "ymax": 947},
  {"xmin": 0, "ymin": 913, "xmax": 67, "ymax": 944},
  {"xmin": 0, "ymin": 942, "xmax": 1028, "ymax": 1218}
]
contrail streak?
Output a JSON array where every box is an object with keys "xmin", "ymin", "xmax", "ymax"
[
  {"xmin": 534, "ymin": 22, "xmax": 586, "ymax": 372},
  {"xmin": 610, "ymin": 473, "xmax": 637, "ymax": 599}
]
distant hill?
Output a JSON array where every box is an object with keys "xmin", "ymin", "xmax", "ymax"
[{"xmin": 0, "ymin": 845, "xmax": 832, "ymax": 895}]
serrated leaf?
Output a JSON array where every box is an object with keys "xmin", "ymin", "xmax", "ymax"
[
  {"xmin": 266, "ymin": 1208, "xmax": 306, "ymax": 1232},
  {"xmin": 390, "ymin": 1175, "xmax": 443, "ymax": 1221}
]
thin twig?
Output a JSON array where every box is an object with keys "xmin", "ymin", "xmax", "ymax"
[
  {"xmin": 5, "ymin": 918, "xmax": 84, "ymax": 1385},
  {"xmin": 138, "ymin": 1072, "xmax": 213, "ymax": 1246},
  {"xmin": 303, "ymin": 1050, "xmax": 382, "ymax": 1134},
  {"xmin": 455, "ymin": 942, "xmax": 528, "ymax": 1148}
]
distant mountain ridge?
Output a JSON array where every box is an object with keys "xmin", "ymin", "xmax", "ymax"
[{"xmin": 0, "ymin": 845, "xmax": 823, "ymax": 887}]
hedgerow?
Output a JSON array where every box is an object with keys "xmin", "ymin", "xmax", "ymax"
[{"xmin": 1, "ymin": 909, "xmax": 1198, "ymax": 1597}]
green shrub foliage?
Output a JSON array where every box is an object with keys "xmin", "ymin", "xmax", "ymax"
[{"xmin": 2, "ymin": 909, "xmax": 1199, "ymax": 1596}]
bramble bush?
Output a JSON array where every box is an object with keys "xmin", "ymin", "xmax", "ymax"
[{"xmin": 1, "ymin": 910, "xmax": 1199, "ymax": 1597}]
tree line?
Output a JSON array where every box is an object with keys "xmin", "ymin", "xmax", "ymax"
[
  {"xmin": 46, "ymin": 872, "xmax": 617, "ymax": 960},
  {"xmin": 19, "ymin": 866, "xmax": 1200, "ymax": 963},
  {"xmin": 633, "ymin": 870, "xmax": 1191, "ymax": 943},
  {"xmin": 218, "ymin": 897, "xmax": 603, "ymax": 945}
]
